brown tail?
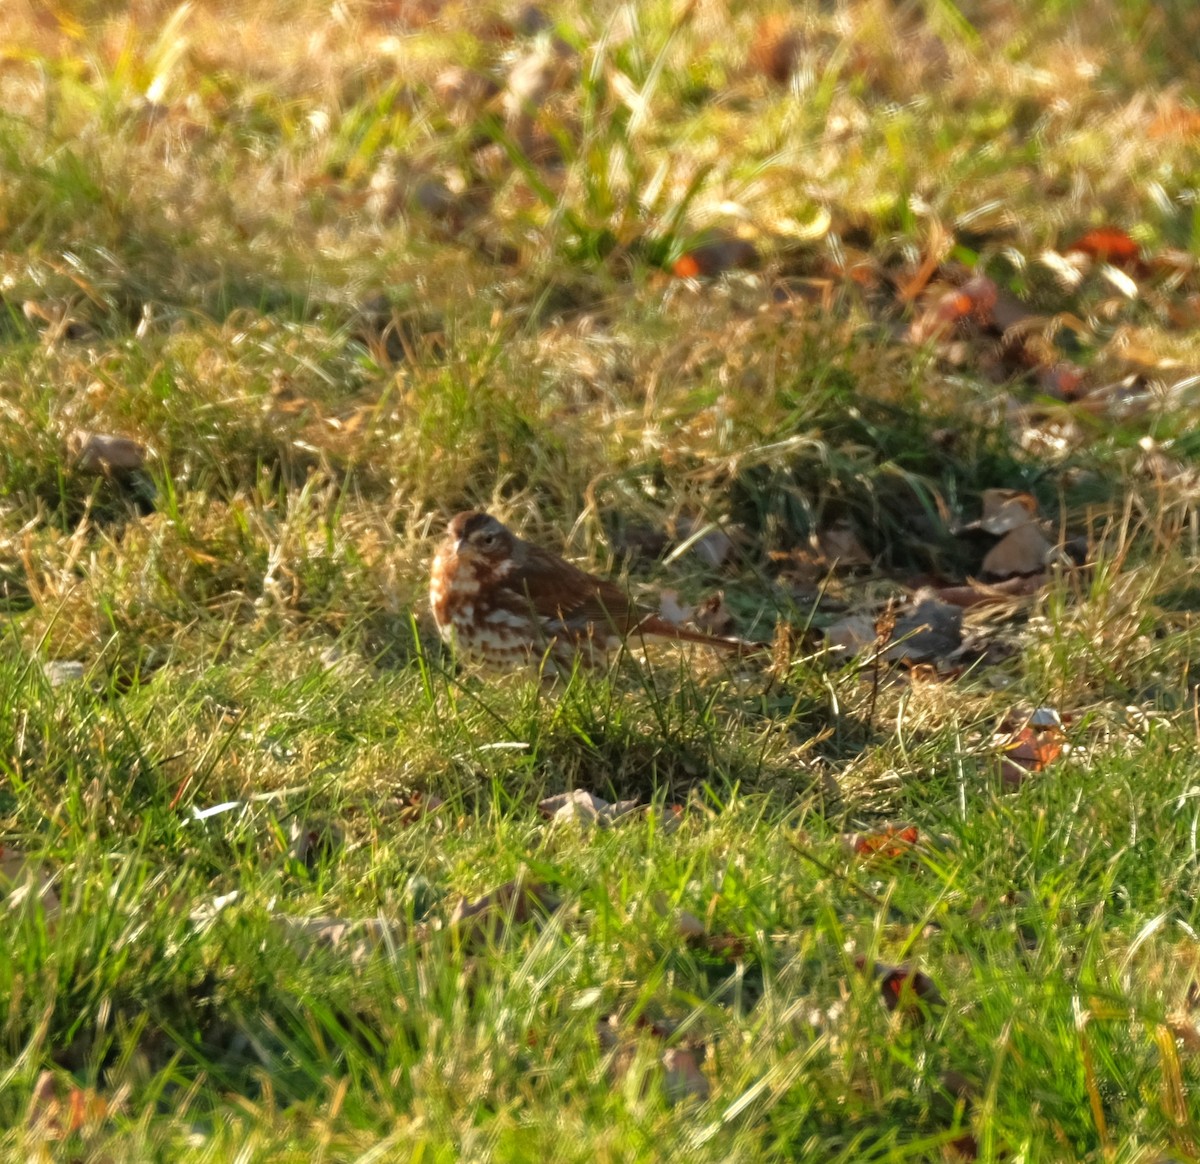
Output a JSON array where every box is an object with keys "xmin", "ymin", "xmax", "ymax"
[{"xmin": 634, "ymin": 615, "xmax": 768, "ymax": 655}]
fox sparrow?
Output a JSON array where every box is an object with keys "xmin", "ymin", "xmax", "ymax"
[{"xmin": 430, "ymin": 511, "xmax": 752, "ymax": 670}]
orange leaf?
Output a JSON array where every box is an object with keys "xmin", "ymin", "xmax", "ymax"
[
  {"xmin": 857, "ymin": 957, "xmax": 944, "ymax": 1022},
  {"xmin": 1066, "ymin": 227, "xmax": 1140, "ymax": 266},
  {"xmin": 748, "ymin": 14, "xmax": 800, "ymax": 85},
  {"xmin": 847, "ymin": 824, "xmax": 920, "ymax": 858},
  {"xmin": 998, "ymin": 723, "xmax": 1064, "ymax": 787},
  {"xmin": 672, "ymin": 237, "xmax": 758, "ymax": 278},
  {"xmin": 1004, "ymin": 725, "xmax": 1062, "ymax": 769}
]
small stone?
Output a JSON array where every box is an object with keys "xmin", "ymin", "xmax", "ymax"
[{"xmin": 44, "ymin": 660, "xmax": 85, "ymax": 686}]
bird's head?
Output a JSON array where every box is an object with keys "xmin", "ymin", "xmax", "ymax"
[{"xmin": 444, "ymin": 511, "xmax": 516, "ymax": 565}]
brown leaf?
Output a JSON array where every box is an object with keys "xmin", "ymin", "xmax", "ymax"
[
  {"xmin": 946, "ymin": 1132, "xmax": 980, "ymax": 1161},
  {"xmin": 449, "ymin": 873, "xmax": 559, "ymax": 946},
  {"xmin": 1148, "ymin": 98, "xmax": 1200, "ymax": 140},
  {"xmin": 980, "ymin": 523, "xmax": 1052, "ymax": 579},
  {"xmin": 673, "ymin": 907, "xmax": 706, "ymax": 939},
  {"xmin": 672, "ymin": 236, "xmax": 759, "ymax": 278},
  {"xmin": 998, "ymin": 724, "xmax": 1063, "ymax": 787},
  {"xmin": 858, "ymin": 956, "xmax": 945, "ymax": 1021},
  {"xmin": 816, "ymin": 523, "xmax": 872, "ymax": 567},
  {"xmin": 395, "ymin": 792, "xmax": 446, "ymax": 826},
  {"xmin": 1036, "ymin": 361, "xmax": 1088, "ymax": 400},
  {"xmin": 69, "ymin": 430, "xmax": 146, "ymax": 474},
  {"xmin": 977, "ymin": 489, "xmax": 1038, "ymax": 535},
  {"xmin": 654, "ymin": 893, "xmax": 745, "ymax": 959}
]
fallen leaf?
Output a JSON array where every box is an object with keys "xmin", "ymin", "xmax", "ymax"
[
  {"xmin": 858, "ymin": 956, "xmax": 944, "ymax": 1022},
  {"xmin": 977, "ymin": 489, "xmax": 1038, "ymax": 535},
  {"xmin": 599, "ymin": 1015, "xmax": 710, "ymax": 1103},
  {"xmin": 395, "ymin": 792, "xmax": 447, "ymax": 826},
  {"xmin": 26, "ymin": 1071, "xmax": 110, "ymax": 1139},
  {"xmin": 998, "ymin": 724, "xmax": 1063, "ymax": 787},
  {"xmin": 674, "ymin": 907, "xmax": 706, "ymax": 940},
  {"xmin": 909, "ymin": 274, "xmax": 997, "ymax": 343},
  {"xmin": 450, "ymin": 873, "xmax": 559, "ymax": 947},
  {"xmin": 653, "ymin": 892, "xmax": 746, "ymax": 959},
  {"xmin": 1148, "ymin": 97, "xmax": 1200, "ymax": 140},
  {"xmin": 672, "ymin": 235, "xmax": 759, "ymax": 278},
  {"xmin": 817, "ymin": 523, "xmax": 872, "ymax": 567},
  {"xmin": 69, "ymin": 430, "xmax": 146, "ymax": 474},
  {"xmin": 981, "ymin": 522, "xmax": 1053, "ymax": 579},
  {"xmin": 656, "ymin": 804, "xmax": 684, "ymax": 836},
  {"xmin": 1066, "ymin": 227, "xmax": 1140, "ymax": 267},
  {"xmin": 1036, "ymin": 361, "xmax": 1088, "ymax": 400},
  {"xmin": 843, "ymin": 824, "xmax": 920, "ymax": 859},
  {"xmin": 538, "ymin": 789, "xmax": 640, "ymax": 826}
]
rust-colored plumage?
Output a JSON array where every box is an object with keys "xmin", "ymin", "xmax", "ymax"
[{"xmin": 429, "ymin": 511, "xmax": 754, "ymax": 670}]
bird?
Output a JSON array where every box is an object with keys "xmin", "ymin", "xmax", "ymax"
[{"xmin": 429, "ymin": 510, "xmax": 757, "ymax": 671}]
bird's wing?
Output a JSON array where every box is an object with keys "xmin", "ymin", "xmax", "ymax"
[{"xmin": 503, "ymin": 546, "xmax": 649, "ymax": 634}]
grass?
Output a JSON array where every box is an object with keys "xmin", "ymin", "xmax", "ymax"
[{"xmin": 4, "ymin": 0, "xmax": 1200, "ymax": 1158}]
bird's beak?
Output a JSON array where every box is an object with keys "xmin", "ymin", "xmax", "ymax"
[{"xmin": 454, "ymin": 537, "xmax": 468, "ymax": 556}]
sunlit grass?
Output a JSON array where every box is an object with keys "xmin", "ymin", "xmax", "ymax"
[{"xmin": 3, "ymin": 0, "xmax": 1200, "ymax": 1157}]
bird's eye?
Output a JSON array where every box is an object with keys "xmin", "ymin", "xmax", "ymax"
[{"xmin": 480, "ymin": 532, "xmax": 498, "ymax": 547}]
